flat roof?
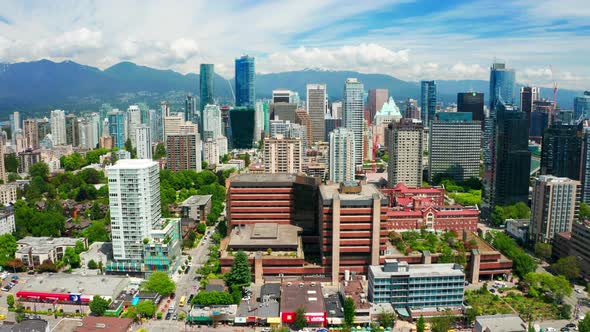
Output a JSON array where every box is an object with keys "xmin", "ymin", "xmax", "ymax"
[
  {"xmin": 369, "ymin": 262, "xmax": 465, "ymax": 279},
  {"xmin": 179, "ymin": 195, "xmax": 212, "ymax": 207},
  {"xmin": 320, "ymin": 183, "xmax": 387, "ymax": 204},
  {"xmin": 230, "ymin": 173, "xmax": 298, "ymax": 186},
  {"xmin": 228, "ymin": 224, "xmax": 300, "ymax": 249},
  {"xmin": 108, "ymin": 159, "xmax": 157, "ymax": 169},
  {"xmin": 75, "ymin": 317, "xmax": 133, "ymax": 332},
  {"xmin": 475, "ymin": 314, "xmax": 526, "ymax": 332},
  {"xmin": 17, "ymin": 237, "xmax": 81, "ymax": 255},
  {"xmin": 19, "ymin": 274, "xmax": 130, "ymax": 298},
  {"xmin": 280, "ymin": 282, "xmax": 326, "ymax": 314}
]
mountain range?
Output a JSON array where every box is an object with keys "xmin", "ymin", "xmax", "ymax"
[{"xmin": 0, "ymin": 59, "xmax": 583, "ymax": 116}]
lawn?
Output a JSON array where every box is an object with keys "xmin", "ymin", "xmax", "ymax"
[
  {"xmin": 465, "ymin": 290, "xmax": 561, "ymax": 320},
  {"xmin": 449, "ymin": 190, "xmax": 481, "ymax": 206},
  {"xmin": 465, "ymin": 291, "xmax": 514, "ymax": 316}
]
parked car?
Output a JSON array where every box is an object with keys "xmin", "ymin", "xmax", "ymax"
[{"xmin": 165, "ymin": 313, "xmax": 171, "ymax": 320}]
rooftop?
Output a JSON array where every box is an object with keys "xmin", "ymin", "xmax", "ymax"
[
  {"xmin": 280, "ymin": 282, "xmax": 326, "ymax": 314},
  {"xmin": 19, "ymin": 274, "xmax": 130, "ymax": 298},
  {"xmin": 230, "ymin": 173, "xmax": 299, "ymax": 186},
  {"xmin": 320, "ymin": 182, "xmax": 386, "ymax": 203},
  {"xmin": 17, "ymin": 237, "xmax": 81, "ymax": 255},
  {"xmin": 179, "ymin": 195, "xmax": 212, "ymax": 207},
  {"xmin": 228, "ymin": 224, "xmax": 301, "ymax": 250},
  {"xmin": 74, "ymin": 317, "xmax": 133, "ymax": 332},
  {"xmin": 475, "ymin": 314, "xmax": 526, "ymax": 332},
  {"xmin": 369, "ymin": 259, "xmax": 465, "ymax": 279},
  {"xmin": 108, "ymin": 159, "xmax": 157, "ymax": 170}
]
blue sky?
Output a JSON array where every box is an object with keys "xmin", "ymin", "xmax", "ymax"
[{"xmin": 0, "ymin": 0, "xmax": 588, "ymax": 89}]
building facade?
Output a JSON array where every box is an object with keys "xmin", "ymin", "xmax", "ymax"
[
  {"xmin": 229, "ymin": 107, "xmax": 256, "ymax": 149},
  {"xmin": 50, "ymin": 110, "xmax": 67, "ymax": 145},
  {"xmin": 135, "ymin": 126, "xmax": 152, "ymax": 160},
  {"xmin": 329, "ymin": 128, "xmax": 355, "ymax": 183},
  {"xmin": 368, "ymin": 89, "xmax": 389, "ymax": 123},
  {"xmin": 263, "ymin": 136, "xmax": 303, "ymax": 174},
  {"xmin": 166, "ymin": 132, "xmax": 202, "ymax": 172},
  {"xmin": 108, "ymin": 110, "xmax": 127, "ymax": 150},
  {"xmin": 420, "ymin": 81, "xmax": 437, "ymax": 125},
  {"xmin": 235, "ymin": 55, "xmax": 255, "ymax": 107},
  {"xmin": 489, "ymin": 62, "xmax": 515, "ymax": 110},
  {"xmin": 203, "ymin": 104, "xmax": 222, "ymax": 140},
  {"xmin": 387, "ymin": 120, "xmax": 424, "ymax": 188},
  {"xmin": 457, "ymin": 92, "xmax": 484, "ymax": 125},
  {"xmin": 541, "ymin": 123, "xmax": 581, "ymax": 180},
  {"xmin": 574, "ymin": 91, "xmax": 590, "ymax": 120},
  {"xmin": 200, "ymin": 64, "xmax": 215, "ymax": 112},
  {"xmin": 307, "ymin": 84, "xmax": 327, "ymax": 143},
  {"xmin": 65, "ymin": 114, "xmax": 79, "ymax": 147},
  {"xmin": 0, "ymin": 210, "xmax": 15, "ymax": 235},
  {"xmin": 126, "ymin": 105, "xmax": 141, "ymax": 148},
  {"xmin": 23, "ymin": 119, "xmax": 39, "ymax": 150},
  {"xmin": 343, "ymin": 78, "xmax": 364, "ymax": 166}
]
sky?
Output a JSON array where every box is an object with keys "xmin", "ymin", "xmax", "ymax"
[{"xmin": 0, "ymin": 0, "xmax": 589, "ymax": 89}]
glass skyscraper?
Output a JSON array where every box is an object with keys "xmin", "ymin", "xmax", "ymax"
[
  {"xmin": 108, "ymin": 110, "xmax": 127, "ymax": 150},
  {"xmin": 343, "ymin": 78, "xmax": 364, "ymax": 166},
  {"xmin": 229, "ymin": 107, "xmax": 256, "ymax": 149},
  {"xmin": 235, "ymin": 56, "xmax": 255, "ymax": 107},
  {"xmin": 489, "ymin": 62, "xmax": 515, "ymax": 111},
  {"xmin": 574, "ymin": 91, "xmax": 590, "ymax": 120},
  {"xmin": 200, "ymin": 64, "xmax": 214, "ymax": 111},
  {"xmin": 420, "ymin": 80, "xmax": 437, "ymax": 125}
]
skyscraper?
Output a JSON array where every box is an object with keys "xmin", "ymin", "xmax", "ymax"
[
  {"xmin": 235, "ymin": 55, "xmax": 255, "ymax": 107},
  {"xmin": 263, "ymin": 136, "xmax": 303, "ymax": 174},
  {"xmin": 529, "ymin": 175, "xmax": 580, "ymax": 243},
  {"xmin": 457, "ymin": 92, "xmax": 484, "ymax": 124},
  {"xmin": 429, "ymin": 113, "xmax": 481, "ymax": 183},
  {"xmin": 166, "ymin": 130, "xmax": 202, "ymax": 172},
  {"xmin": 307, "ymin": 84, "xmax": 327, "ymax": 143},
  {"xmin": 185, "ymin": 94, "xmax": 196, "ymax": 124},
  {"xmin": 581, "ymin": 124, "xmax": 590, "ymax": 204},
  {"xmin": 574, "ymin": 91, "xmax": 590, "ymax": 120},
  {"xmin": 343, "ymin": 78, "xmax": 364, "ymax": 166},
  {"xmin": 367, "ymin": 89, "xmax": 389, "ymax": 123},
  {"xmin": 203, "ymin": 139, "xmax": 220, "ymax": 166},
  {"xmin": 0, "ymin": 138, "xmax": 6, "ymax": 183},
  {"xmin": 520, "ymin": 86, "xmax": 540, "ymax": 115},
  {"xmin": 135, "ymin": 126, "xmax": 152, "ymax": 160},
  {"xmin": 269, "ymin": 103, "xmax": 298, "ymax": 123},
  {"xmin": 229, "ymin": 107, "xmax": 256, "ymax": 149},
  {"xmin": 387, "ymin": 119, "xmax": 424, "ymax": 187},
  {"xmin": 127, "ymin": 105, "xmax": 141, "ymax": 148},
  {"xmin": 272, "ymin": 89, "xmax": 293, "ymax": 103},
  {"xmin": 541, "ymin": 123, "xmax": 582, "ymax": 180},
  {"xmin": 65, "ymin": 114, "xmax": 79, "ymax": 146},
  {"xmin": 203, "ymin": 104, "xmax": 222, "ymax": 140},
  {"xmin": 420, "ymin": 81, "xmax": 437, "ymax": 125},
  {"xmin": 10, "ymin": 112, "xmax": 20, "ymax": 144},
  {"xmin": 108, "ymin": 110, "xmax": 127, "ymax": 150},
  {"xmin": 50, "ymin": 110, "xmax": 66, "ymax": 145},
  {"xmin": 489, "ymin": 62, "xmax": 515, "ymax": 110},
  {"xmin": 329, "ymin": 128, "xmax": 356, "ymax": 183},
  {"xmin": 199, "ymin": 64, "xmax": 215, "ymax": 111},
  {"xmin": 23, "ymin": 119, "xmax": 39, "ymax": 150},
  {"xmin": 108, "ymin": 159, "xmax": 161, "ymax": 262}
]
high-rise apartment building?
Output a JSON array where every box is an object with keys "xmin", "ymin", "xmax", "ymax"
[
  {"xmin": 329, "ymin": 128, "xmax": 355, "ymax": 183},
  {"xmin": 367, "ymin": 89, "xmax": 389, "ymax": 123},
  {"xmin": 387, "ymin": 120, "xmax": 424, "ymax": 187},
  {"xmin": 541, "ymin": 123, "xmax": 581, "ymax": 180},
  {"xmin": 307, "ymin": 84, "xmax": 327, "ymax": 143},
  {"xmin": 135, "ymin": 126, "xmax": 152, "ymax": 159},
  {"xmin": 127, "ymin": 105, "xmax": 141, "ymax": 148},
  {"xmin": 457, "ymin": 92, "xmax": 484, "ymax": 124},
  {"xmin": 235, "ymin": 55, "xmax": 255, "ymax": 107},
  {"xmin": 489, "ymin": 62, "xmax": 515, "ymax": 111},
  {"xmin": 203, "ymin": 104, "xmax": 222, "ymax": 140},
  {"xmin": 0, "ymin": 139, "xmax": 6, "ymax": 183},
  {"xmin": 343, "ymin": 78, "xmax": 364, "ymax": 166},
  {"xmin": 23, "ymin": 119, "xmax": 39, "ymax": 150},
  {"xmin": 581, "ymin": 124, "xmax": 590, "ymax": 204},
  {"xmin": 108, "ymin": 160, "xmax": 161, "ymax": 262},
  {"xmin": 65, "ymin": 114, "xmax": 79, "ymax": 146},
  {"xmin": 263, "ymin": 136, "xmax": 303, "ymax": 174},
  {"xmin": 166, "ymin": 130, "xmax": 202, "ymax": 172},
  {"xmin": 530, "ymin": 175, "xmax": 580, "ymax": 243},
  {"xmin": 203, "ymin": 138, "xmax": 220, "ymax": 166},
  {"xmin": 574, "ymin": 91, "xmax": 590, "ymax": 120},
  {"xmin": 420, "ymin": 81, "xmax": 437, "ymax": 125},
  {"xmin": 429, "ymin": 113, "xmax": 481, "ymax": 183},
  {"xmin": 50, "ymin": 110, "xmax": 67, "ymax": 145},
  {"xmin": 520, "ymin": 86, "xmax": 540, "ymax": 115},
  {"xmin": 108, "ymin": 110, "xmax": 127, "ymax": 150}
]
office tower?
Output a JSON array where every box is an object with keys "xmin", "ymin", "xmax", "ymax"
[
  {"xmin": 148, "ymin": 109, "xmax": 159, "ymax": 143},
  {"xmin": 263, "ymin": 136, "xmax": 303, "ymax": 174},
  {"xmin": 269, "ymin": 103, "xmax": 298, "ymax": 123},
  {"xmin": 23, "ymin": 119, "xmax": 39, "ymax": 150},
  {"xmin": 403, "ymin": 98, "xmax": 420, "ymax": 120},
  {"xmin": 108, "ymin": 110, "xmax": 127, "ymax": 150},
  {"xmin": 367, "ymin": 89, "xmax": 389, "ymax": 122},
  {"xmin": 295, "ymin": 109, "xmax": 313, "ymax": 147},
  {"xmin": 575, "ymin": 91, "xmax": 590, "ymax": 120},
  {"xmin": 429, "ymin": 112, "xmax": 481, "ymax": 183},
  {"xmin": 135, "ymin": 126, "xmax": 152, "ymax": 159},
  {"xmin": 387, "ymin": 119, "xmax": 424, "ymax": 187},
  {"xmin": 272, "ymin": 89, "xmax": 292, "ymax": 103},
  {"xmin": 520, "ymin": 86, "xmax": 540, "ymax": 115},
  {"xmin": 457, "ymin": 92, "xmax": 484, "ymax": 124},
  {"xmin": 108, "ymin": 159, "xmax": 161, "ymax": 262},
  {"xmin": 9, "ymin": 112, "xmax": 20, "ymax": 143},
  {"xmin": 89, "ymin": 113, "xmax": 101, "ymax": 147},
  {"xmin": 200, "ymin": 64, "xmax": 214, "ymax": 111},
  {"xmin": 541, "ymin": 123, "xmax": 582, "ymax": 180},
  {"xmin": 0, "ymin": 139, "xmax": 6, "ymax": 183},
  {"xmin": 324, "ymin": 118, "xmax": 342, "ymax": 142},
  {"xmin": 420, "ymin": 81, "xmax": 437, "ymax": 125},
  {"xmin": 126, "ymin": 105, "xmax": 141, "ymax": 148},
  {"xmin": 203, "ymin": 139, "xmax": 219, "ymax": 166},
  {"xmin": 329, "ymin": 128, "xmax": 355, "ymax": 183},
  {"xmin": 228, "ymin": 107, "xmax": 256, "ymax": 149},
  {"xmin": 331, "ymin": 101, "xmax": 342, "ymax": 119},
  {"xmin": 166, "ymin": 128, "xmax": 202, "ymax": 172},
  {"xmin": 530, "ymin": 175, "xmax": 580, "ymax": 243},
  {"xmin": 203, "ymin": 104, "xmax": 222, "ymax": 140},
  {"xmin": 50, "ymin": 110, "xmax": 66, "ymax": 145},
  {"xmin": 343, "ymin": 78, "xmax": 364, "ymax": 166},
  {"xmin": 185, "ymin": 94, "xmax": 196, "ymax": 124},
  {"xmin": 489, "ymin": 62, "xmax": 515, "ymax": 110},
  {"xmin": 307, "ymin": 84, "xmax": 327, "ymax": 143},
  {"xmin": 581, "ymin": 124, "xmax": 590, "ymax": 204},
  {"xmin": 235, "ymin": 55, "xmax": 255, "ymax": 107},
  {"xmin": 65, "ymin": 114, "xmax": 79, "ymax": 146}
]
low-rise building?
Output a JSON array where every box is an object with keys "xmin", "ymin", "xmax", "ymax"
[
  {"xmin": 74, "ymin": 316, "xmax": 133, "ymax": 332},
  {"xmin": 188, "ymin": 305, "xmax": 237, "ymax": 325},
  {"xmin": 474, "ymin": 314, "xmax": 526, "ymax": 332},
  {"xmin": 280, "ymin": 282, "xmax": 326, "ymax": 327},
  {"xmin": 179, "ymin": 195, "xmax": 212, "ymax": 223},
  {"xmin": 16, "ymin": 236, "xmax": 88, "ymax": 268},
  {"xmin": 506, "ymin": 219, "xmax": 529, "ymax": 243},
  {"xmin": 368, "ymin": 259, "xmax": 465, "ymax": 318},
  {"xmin": 0, "ymin": 184, "xmax": 18, "ymax": 205},
  {"xmin": 0, "ymin": 210, "xmax": 16, "ymax": 235}
]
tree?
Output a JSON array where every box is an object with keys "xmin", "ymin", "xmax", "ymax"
[
  {"xmin": 226, "ymin": 250, "xmax": 251, "ymax": 287},
  {"xmin": 122, "ymin": 306, "xmax": 139, "ymax": 322},
  {"xmin": 377, "ymin": 310, "xmax": 395, "ymax": 328},
  {"xmin": 153, "ymin": 143, "xmax": 166, "ymax": 160},
  {"xmin": 0, "ymin": 233, "xmax": 17, "ymax": 266},
  {"xmin": 293, "ymin": 306, "xmax": 307, "ymax": 330},
  {"xmin": 580, "ymin": 314, "xmax": 590, "ymax": 332},
  {"xmin": 37, "ymin": 259, "xmax": 57, "ymax": 272},
  {"xmin": 82, "ymin": 221, "xmax": 110, "ymax": 243},
  {"xmin": 4, "ymin": 153, "xmax": 19, "ymax": 173},
  {"xmin": 75, "ymin": 240, "xmax": 86, "ymax": 254},
  {"xmin": 89, "ymin": 295, "xmax": 109, "ymax": 316},
  {"xmin": 7, "ymin": 258, "xmax": 25, "ymax": 272},
  {"xmin": 192, "ymin": 291, "xmax": 234, "ymax": 306},
  {"xmin": 580, "ymin": 202, "xmax": 590, "ymax": 219},
  {"xmin": 6, "ymin": 294, "xmax": 15, "ymax": 308},
  {"xmin": 196, "ymin": 223, "xmax": 207, "ymax": 234},
  {"xmin": 431, "ymin": 313, "xmax": 455, "ymax": 332},
  {"xmin": 29, "ymin": 162, "xmax": 50, "ymax": 180},
  {"xmin": 87, "ymin": 259, "xmax": 98, "ymax": 269},
  {"xmin": 136, "ymin": 300, "xmax": 156, "ymax": 318},
  {"xmin": 534, "ymin": 242, "xmax": 552, "ymax": 260},
  {"xmin": 552, "ymin": 256, "xmax": 581, "ymax": 281},
  {"xmin": 343, "ymin": 297, "xmax": 355, "ymax": 326},
  {"xmin": 143, "ymin": 271, "xmax": 176, "ymax": 296},
  {"xmin": 64, "ymin": 247, "xmax": 81, "ymax": 268},
  {"xmin": 416, "ymin": 316, "xmax": 426, "ymax": 332}
]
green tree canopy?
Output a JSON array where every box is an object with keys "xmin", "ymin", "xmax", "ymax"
[
  {"xmin": 551, "ymin": 256, "xmax": 581, "ymax": 281},
  {"xmin": 192, "ymin": 291, "xmax": 234, "ymax": 306},
  {"xmin": 0, "ymin": 233, "xmax": 17, "ymax": 266},
  {"xmin": 579, "ymin": 314, "xmax": 590, "ymax": 332},
  {"xmin": 29, "ymin": 162, "xmax": 50, "ymax": 180},
  {"xmin": 143, "ymin": 271, "xmax": 176, "ymax": 296},
  {"xmin": 294, "ymin": 306, "xmax": 307, "ymax": 330},
  {"xmin": 89, "ymin": 295, "xmax": 109, "ymax": 316},
  {"xmin": 343, "ymin": 297, "xmax": 355, "ymax": 326},
  {"xmin": 4, "ymin": 153, "xmax": 18, "ymax": 173},
  {"xmin": 153, "ymin": 143, "xmax": 166, "ymax": 160},
  {"xmin": 226, "ymin": 250, "xmax": 251, "ymax": 287},
  {"xmin": 63, "ymin": 247, "xmax": 81, "ymax": 268},
  {"xmin": 136, "ymin": 300, "xmax": 156, "ymax": 318},
  {"xmin": 492, "ymin": 232, "xmax": 537, "ymax": 277},
  {"xmin": 580, "ymin": 202, "xmax": 590, "ymax": 219},
  {"xmin": 416, "ymin": 316, "xmax": 426, "ymax": 332},
  {"xmin": 534, "ymin": 242, "xmax": 552, "ymax": 260}
]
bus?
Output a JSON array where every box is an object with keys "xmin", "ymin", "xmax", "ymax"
[{"xmin": 179, "ymin": 296, "xmax": 186, "ymax": 307}]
